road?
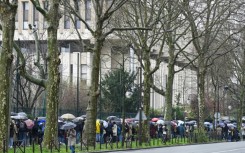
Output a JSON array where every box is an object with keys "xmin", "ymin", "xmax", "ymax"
[{"xmin": 109, "ymin": 141, "xmax": 245, "ymax": 153}]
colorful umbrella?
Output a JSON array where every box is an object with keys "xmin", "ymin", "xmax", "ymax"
[
  {"xmin": 151, "ymin": 118, "xmax": 159, "ymax": 122},
  {"xmin": 61, "ymin": 113, "xmax": 76, "ymax": 120},
  {"xmin": 24, "ymin": 119, "xmax": 34, "ymax": 129}
]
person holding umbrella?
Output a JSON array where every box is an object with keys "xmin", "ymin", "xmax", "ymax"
[{"xmin": 67, "ymin": 127, "xmax": 76, "ymax": 153}]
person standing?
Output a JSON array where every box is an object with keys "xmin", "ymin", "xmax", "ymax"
[
  {"xmin": 67, "ymin": 128, "xmax": 76, "ymax": 153},
  {"xmin": 95, "ymin": 120, "xmax": 101, "ymax": 143},
  {"xmin": 9, "ymin": 120, "xmax": 18, "ymax": 148},
  {"xmin": 112, "ymin": 122, "xmax": 117, "ymax": 142},
  {"xmin": 18, "ymin": 119, "xmax": 27, "ymax": 146}
]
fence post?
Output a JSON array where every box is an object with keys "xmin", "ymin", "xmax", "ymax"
[
  {"xmin": 40, "ymin": 140, "xmax": 42, "ymax": 153},
  {"xmin": 32, "ymin": 138, "xmax": 35, "ymax": 153}
]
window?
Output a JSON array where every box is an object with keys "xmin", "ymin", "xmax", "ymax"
[
  {"xmin": 33, "ymin": 6, "xmax": 39, "ymax": 28},
  {"xmin": 42, "ymin": 1, "xmax": 49, "ymax": 29},
  {"xmin": 81, "ymin": 64, "xmax": 87, "ymax": 80},
  {"xmin": 75, "ymin": 16, "xmax": 81, "ymax": 29},
  {"xmin": 64, "ymin": 0, "xmax": 70, "ymax": 29},
  {"xmin": 64, "ymin": 15, "xmax": 70, "ymax": 29},
  {"xmin": 43, "ymin": 1, "xmax": 49, "ymax": 10},
  {"xmin": 23, "ymin": 2, "xmax": 29, "ymax": 30},
  {"xmin": 15, "ymin": 13, "xmax": 18, "ymax": 30},
  {"xmin": 85, "ymin": 0, "xmax": 91, "ymax": 22},
  {"xmin": 60, "ymin": 43, "xmax": 70, "ymax": 52}
]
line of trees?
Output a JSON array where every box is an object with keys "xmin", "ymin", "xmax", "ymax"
[{"xmin": 1, "ymin": 0, "xmax": 245, "ymax": 151}]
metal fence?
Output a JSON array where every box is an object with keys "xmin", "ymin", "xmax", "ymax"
[{"xmin": 3, "ymin": 131, "xmax": 240, "ymax": 153}]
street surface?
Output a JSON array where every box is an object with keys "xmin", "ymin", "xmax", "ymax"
[{"xmin": 109, "ymin": 141, "xmax": 245, "ymax": 153}]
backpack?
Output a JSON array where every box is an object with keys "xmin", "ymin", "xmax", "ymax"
[{"xmin": 117, "ymin": 126, "xmax": 121, "ymax": 135}]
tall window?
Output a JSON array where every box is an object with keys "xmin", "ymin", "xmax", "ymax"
[
  {"xmin": 81, "ymin": 64, "xmax": 87, "ymax": 80},
  {"xmin": 85, "ymin": 0, "xmax": 91, "ymax": 25},
  {"xmin": 64, "ymin": 15, "xmax": 70, "ymax": 29},
  {"xmin": 33, "ymin": 6, "xmax": 39, "ymax": 28},
  {"xmin": 23, "ymin": 2, "xmax": 29, "ymax": 30},
  {"xmin": 75, "ymin": 16, "xmax": 81, "ymax": 29},
  {"xmin": 43, "ymin": 1, "xmax": 49, "ymax": 29},
  {"xmin": 64, "ymin": 0, "xmax": 70, "ymax": 29},
  {"xmin": 15, "ymin": 13, "xmax": 18, "ymax": 30}
]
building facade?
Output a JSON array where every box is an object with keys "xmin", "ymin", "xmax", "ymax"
[{"xmin": 0, "ymin": 0, "xmax": 197, "ymax": 112}]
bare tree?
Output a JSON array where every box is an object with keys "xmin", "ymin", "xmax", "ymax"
[
  {"xmin": 16, "ymin": 0, "xmax": 62, "ymax": 146},
  {"xmin": 64, "ymin": 0, "xmax": 144, "ymax": 146},
  {"xmin": 180, "ymin": 0, "xmax": 245, "ymax": 134},
  {"xmin": 113, "ymin": 0, "xmax": 194, "ymax": 141}
]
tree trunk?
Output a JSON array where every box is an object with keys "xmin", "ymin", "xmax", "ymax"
[
  {"xmin": 85, "ymin": 39, "xmax": 102, "ymax": 146},
  {"xmin": 42, "ymin": 0, "xmax": 61, "ymax": 146},
  {"xmin": 142, "ymin": 52, "xmax": 151, "ymax": 142},
  {"xmin": 197, "ymin": 56, "xmax": 206, "ymax": 131},
  {"xmin": 0, "ymin": 2, "xmax": 17, "ymax": 152}
]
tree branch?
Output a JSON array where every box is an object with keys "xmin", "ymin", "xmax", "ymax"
[
  {"xmin": 13, "ymin": 42, "xmax": 46, "ymax": 88},
  {"xmin": 30, "ymin": 0, "xmax": 47, "ymax": 18},
  {"xmin": 104, "ymin": 27, "xmax": 152, "ymax": 38}
]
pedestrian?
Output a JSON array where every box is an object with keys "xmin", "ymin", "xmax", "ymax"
[
  {"xmin": 112, "ymin": 122, "xmax": 117, "ymax": 142},
  {"xmin": 223, "ymin": 123, "xmax": 229, "ymax": 141},
  {"xmin": 241, "ymin": 126, "xmax": 245, "ymax": 140},
  {"xmin": 100, "ymin": 121, "xmax": 105, "ymax": 143},
  {"xmin": 67, "ymin": 128, "xmax": 76, "ymax": 153},
  {"xmin": 18, "ymin": 119, "xmax": 27, "ymax": 146},
  {"xmin": 32, "ymin": 117, "xmax": 39, "ymax": 144},
  {"xmin": 96, "ymin": 120, "xmax": 100, "ymax": 143},
  {"xmin": 216, "ymin": 125, "xmax": 222, "ymax": 140},
  {"xmin": 9, "ymin": 120, "xmax": 18, "ymax": 148}
]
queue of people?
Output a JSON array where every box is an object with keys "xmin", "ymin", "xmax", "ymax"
[{"xmin": 9, "ymin": 117, "xmax": 45, "ymax": 148}]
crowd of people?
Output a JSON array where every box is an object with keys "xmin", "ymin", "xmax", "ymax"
[
  {"xmin": 8, "ymin": 115, "xmax": 245, "ymax": 151},
  {"xmin": 9, "ymin": 117, "xmax": 45, "ymax": 148}
]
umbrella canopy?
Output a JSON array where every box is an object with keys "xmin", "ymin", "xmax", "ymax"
[
  {"xmin": 11, "ymin": 115, "xmax": 28, "ymax": 120},
  {"xmin": 227, "ymin": 123, "xmax": 236, "ymax": 128},
  {"xmin": 103, "ymin": 120, "xmax": 108, "ymax": 128},
  {"xmin": 11, "ymin": 112, "xmax": 18, "ymax": 116},
  {"xmin": 18, "ymin": 112, "xmax": 27, "ymax": 117},
  {"xmin": 156, "ymin": 119, "xmax": 164, "ymax": 125},
  {"xmin": 177, "ymin": 120, "xmax": 184, "ymax": 126},
  {"xmin": 72, "ymin": 117, "xmax": 85, "ymax": 123},
  {"xmin": 61, "ymin": 113, "xmax": 76, "ymax": 120},
  {"xmin": 60, "ymin": 122, "xmax": 76, "ymax": 130},
  {"xmin": 171, "ymin": 121, "xmax": 177, "ymax": 126},
  {"xmin": 24, "ymin": 119, "xmax": 34, "ymax": 129},
  {"xmin": 151, "ymin": 118, "xmax": 159, "ymax": 122}
]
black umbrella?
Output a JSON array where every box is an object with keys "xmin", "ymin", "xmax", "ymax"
[{"xmin": 60, "ymin": 122, "xmax": 76, "ymax": 130}]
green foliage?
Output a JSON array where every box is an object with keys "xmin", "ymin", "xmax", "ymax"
[
  {"xmin": 149, "ymin": 108, "xmax": 164, "ymax": 118},
  {"xmin": 100, "ymin": 68, "xmax": 138, "ymax": 114},
  {"xmin": 196, "ymin": 129, "xmax": 209, "ymax": 142},
  {"xmin": 172, "ymin": 106, "xmax": 185, "ymax": 120}
]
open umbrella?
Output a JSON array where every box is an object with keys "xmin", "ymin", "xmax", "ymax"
[
  {"xmin": 72, "ymin": 117, "xmax": 85, "ymax": 123},
  {"xmin": 61, "ymin": 113, "xmax": 76, "ymax": 120},
  {"xmin": 11, "ymin": 115, "xmax": 28, "ymax": 120},
  {"xmin": 18, "ymin": 112, "xmax": 27, "ymax": 117},
  {"xmin": 24, "ymin": 119, "xmax": 34, "ymax": 129},
  {"xmin": 177, "ymin": 120, "xmax": 184, "ymax": 126},
  {"xmin": 60, "ymin": 122, "xmax": 76, "ymax": 130},
  {"xmin": 103, "ymin": 120, "xmax": 108, "ymax": 128},
  {"xmin": 151, "ymin": 118, "xmax": 159, "ymax": 122},
  {"xmin": 156, "ymin": 120, "xmax": 164, "ymax": 125}
]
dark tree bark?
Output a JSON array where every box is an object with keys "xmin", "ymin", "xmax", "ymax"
[{"xmin": 0, "ymin": 1, "xmax": 17, "ymax": 151}]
